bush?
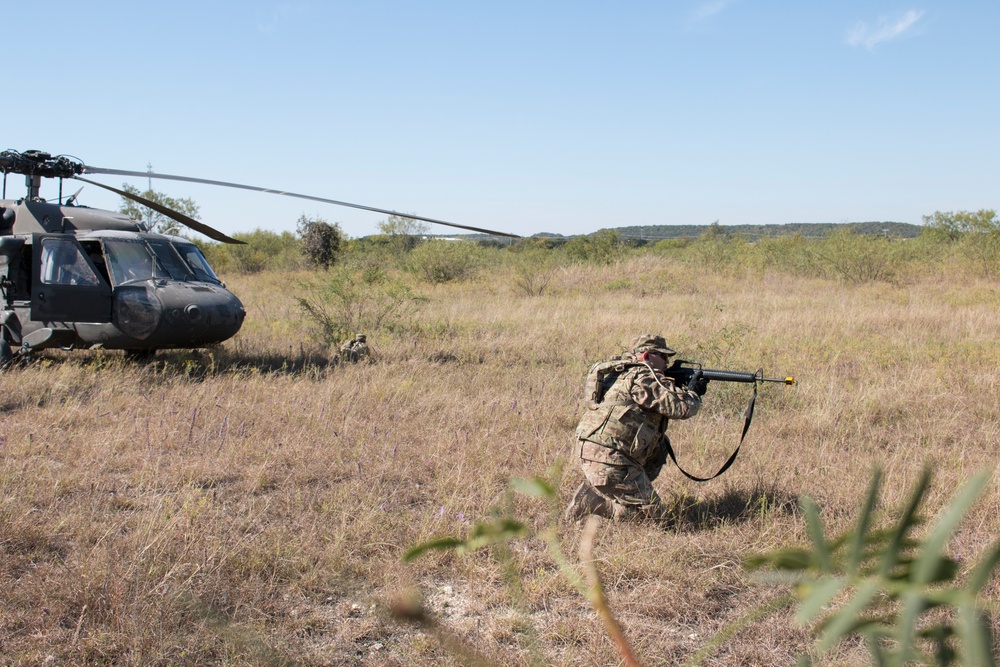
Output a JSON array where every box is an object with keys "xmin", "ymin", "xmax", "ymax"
[
  {"xmin": 378, "ymin": 214, "xmax": 429, "ymax": 258},
  {"xmin": 651, "ymin": 238, "xmax": 691, "ymax": 254},
  {"xmin": 296, "ymin": 266, "xmax": 427, "ymax": 346},
  {"xmin": 514, "ymin": 236, "xmax": 567, "ymax": 251},
  {"xmin": 296, "ymin": 215, "xmax": 344, "ymax": 270},
  {"xmin": 922, "ymin": 210, "xmax": 1000, "ymax": 278},
  {"xmin": 562, "ymin": 230, "xmax": 626, "ymax": 265},
  {"xmin": 744, "ymin": 234, "xmax": 819, "ymax": 277},
  {"xmin": 406, "ymin": 240, "xmax": 484, "ymax": 283},
  {"xmin": 812, "ymin": 229, "xmax": 903, "ymax": 284},
  {"xmin": 508, "ymin": 248, "xmax": 556, "ymax": 296},
  {"xmin": 195, "ymin": 230, "xmax": 304, "ymax": 275},
  {"xmin": 682, "ymin": 225, "xmax": 749, "ymax": 271}
]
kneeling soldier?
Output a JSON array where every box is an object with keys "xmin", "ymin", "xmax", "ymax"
[{"xmin": 565, "ymin": 334, "xmax": 708, "ymax": 522}]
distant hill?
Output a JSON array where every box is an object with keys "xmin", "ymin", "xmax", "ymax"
[
  {"xmin": 428, "ymin": 221, "xmax": 925, "ymax": 242},
  {"xmin": 604, "ymin": 221, "xmax": 923, "ymax": 241}
]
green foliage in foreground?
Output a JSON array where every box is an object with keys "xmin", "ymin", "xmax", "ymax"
[
  {"xmin": 747, "ymin": 468, "xmax": 1000, "ymax": 667},
  {"xmin": 403, "ymin": 468, "xmax": 999, "ymax": 667}
]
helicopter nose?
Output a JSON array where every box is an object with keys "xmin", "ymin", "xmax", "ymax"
[{"xmin": 147, "ymin": 283, "xmax": 245, "ymax": 346}]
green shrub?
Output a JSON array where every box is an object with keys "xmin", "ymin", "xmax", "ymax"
[
  {"xmin": 196, "ymin": 229, "xmax": 305, "ymax": 274},
  {"xmin": 681, "ymin": 224, "xmax": 750, "ymax": 271},
  {"xmin": 747, "ymin": 468, "xmax": 999, "ymax": 666},
  {"xmin": 296, "ymin": 267, "xmax": 427, "ymax": 346},
  {"xmin": 406, "ymin": 240, "xmax": 484, "ymax": 283},
  {"xmin": 651, "ymin": 238, "xmax": 691, "ymax": 254},
  {"xmin": 744, "ymin": 234, "xmax": 819, "ymax": 276},
  {"xmin": 922, "ymin": 210, "xmax": 1000, "ymax": 278},
  {"xmin": 811, "ymin": 229, "xmax": 904, "ymax": 284},
  {"xmin": 508, "ymin": 248, "xmax": 556, "ymax": 296},
  {"xmin": 562, "ymin": 230, "xmax": 626, "ymax": 265},
  {"xmin": 378, "ymin": 214, "xmax": 429, "ymax": 258},
  {"xmin": 296, "ymin": 215, "xmax": 344, "ymax": 270}
]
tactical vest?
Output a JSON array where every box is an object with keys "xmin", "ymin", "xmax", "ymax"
[{"xmin": 577, "ymin": 361, "xmax": 667, "ymax": 466}]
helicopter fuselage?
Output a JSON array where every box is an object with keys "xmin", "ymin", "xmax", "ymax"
[{"xmin": 0, "ymin": 198, "xmax": 245, "ymax": 359}]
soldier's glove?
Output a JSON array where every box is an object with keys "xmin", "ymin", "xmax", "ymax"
[{"xmin": 687, "ymin": 370, "xmax": 709, "ymax": 396}]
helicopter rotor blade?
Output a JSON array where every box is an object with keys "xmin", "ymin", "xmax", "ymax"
[
  {"xmin": 82, "ymin": 166, "xmax": 521, "ymax": 239},
  {"xmin": 73, "ymin": 176, "xmax": 247, "ymax": 245}
]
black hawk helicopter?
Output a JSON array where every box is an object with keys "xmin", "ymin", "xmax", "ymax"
[{"xmin": 0, "ymin": 149, "xmax": 518, "ymax": 365}]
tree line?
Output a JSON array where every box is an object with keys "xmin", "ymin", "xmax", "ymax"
[{"xmin": 117, "ymin": 187, "xmax": 998, "ymax": 282}]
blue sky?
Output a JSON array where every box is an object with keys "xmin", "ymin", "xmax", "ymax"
[{"xmin": 4, "ymin": 2, "xmax": 998, "ymax": 239}]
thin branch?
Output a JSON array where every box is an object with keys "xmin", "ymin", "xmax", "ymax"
[{"xmin": 580, "ymin": 516, "xmax": 642, "ymax": 667}]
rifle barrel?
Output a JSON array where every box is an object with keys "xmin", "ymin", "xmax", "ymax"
[{"xmin": 666, "ymin": 367, "xmax": 796, "ymax": 386}]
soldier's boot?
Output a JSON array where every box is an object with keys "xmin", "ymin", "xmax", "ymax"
[
  {"xmin": 617, "ymin": 501, "xmax": 668, "ymax": 524},
  {"xmin": 564, "ymin": 482, "xmax": 613, "ymax": 522}
]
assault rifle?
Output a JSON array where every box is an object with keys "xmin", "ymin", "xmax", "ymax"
[
  {"xmin": 658, "ymin": 359, "xmax": 795, "ymax": 483},
  {"xmin": 661, "ymin": 359, "xmax": 796, "ymax": 388}
]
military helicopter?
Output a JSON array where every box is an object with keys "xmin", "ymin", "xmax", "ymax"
[{"xmin": 0, "ymin": 149, "xmax": 518, "ymax": 366}]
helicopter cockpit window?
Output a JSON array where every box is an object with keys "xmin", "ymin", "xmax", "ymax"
[
  {"xmin": 40, "ymin": 238, "xmax": 101, "ymax": 287},
  {"xmin": 147, "ymin": 240, "xmax": 196, "ymax": 281},
  {"xmin": 172, "ymin": 243, "xmax": 222, "ymax": 284},
  {"xmin": 104, "ymin": 240, "xmax": 169, "ymax": 286}
]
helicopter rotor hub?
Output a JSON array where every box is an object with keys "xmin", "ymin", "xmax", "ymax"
[{"xmin": 0, "ymin": 149, "xmax": 85, "ymax": 179}]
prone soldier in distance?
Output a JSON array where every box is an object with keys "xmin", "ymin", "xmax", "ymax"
[
  {"xmin": 337, "ymin": 333, "xmax": 371, "ymax": 364},
  {"xmin": 565, "ymin": 334, "xmax": 707, "ymax": 523}
]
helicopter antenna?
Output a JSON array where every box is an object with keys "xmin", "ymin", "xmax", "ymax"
[
  {"xmin": 63, "ymin": 186, "xmax": 84, "ymax": 206},
  {"xmin": 146, "ymin": 163, "xmax": 153, "ymax": 231}
]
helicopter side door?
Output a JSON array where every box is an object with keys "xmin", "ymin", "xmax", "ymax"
[{"xmin": 31, "ymin": 234, "xmax": 112, "ymax": 323}]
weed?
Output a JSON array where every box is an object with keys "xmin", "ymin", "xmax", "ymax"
[{"xmin": 746, "ymin": 468, "xmax": 1000, "ymax": 666}]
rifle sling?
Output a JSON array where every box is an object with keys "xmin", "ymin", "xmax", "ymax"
[{"xmin": 664, "ymin": 382, "xmax": 757, "ymax": 483}]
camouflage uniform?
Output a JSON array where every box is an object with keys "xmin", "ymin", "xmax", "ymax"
[
  {"xmin": 565, "ymin": 335, "xmax": 703, "ymax": 522},
  {"xmin": 338, "ymin": 333, "xmax": 370, "ymax": 363}
]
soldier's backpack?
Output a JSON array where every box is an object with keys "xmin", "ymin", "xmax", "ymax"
[{"xmin": 582, "ymin": 356, "xmax": 643, "ymax": 409}]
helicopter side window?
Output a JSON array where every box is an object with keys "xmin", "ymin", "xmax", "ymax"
[
  {"xmin": 104, "ymin": 240, "xmax": 168, "ymax": 286},
  {"xmin": 39, "ymin": 238, "xmax": 100, "ymax": 287},
  {"xmin": 147, "ymin": 240, "xmax": 196, "ymax": 281},
  {"xmin": 79, "ymin": 240, "xmax": 112, "ymax": 286}
]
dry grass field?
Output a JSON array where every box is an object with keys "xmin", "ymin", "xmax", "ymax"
[{"xmin": 2, "ymin": 253, "xmax": 999, "ymax": 665}]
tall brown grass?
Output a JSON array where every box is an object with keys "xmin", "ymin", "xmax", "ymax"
[{"xmin": 1, "ymin": 253, "xmax": 997, "ymax": 665}]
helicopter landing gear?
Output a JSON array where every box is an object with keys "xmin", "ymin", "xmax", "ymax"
[
  {"xmin": 0, "ymin": 338, "xmax": 12, "ymax": 368},
  {"xmin": 0, "ymin": 321, "xmax": 16, "ymax": 369}
]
